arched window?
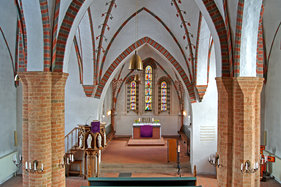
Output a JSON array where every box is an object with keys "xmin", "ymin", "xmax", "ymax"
[
  {"xmin": 160, "ymin": 81, "xmax": 167, "ymax": 111},
  {"xmin": 130, "ymin": 81, "xmax": 137, "ymax": 111},
  {"xmin": 145, "ymin": 65, "xmax": 153, "ymax": 111}
]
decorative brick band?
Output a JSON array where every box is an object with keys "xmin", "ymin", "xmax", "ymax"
[
  {"xmin": 233, "ymin": 0, "xmax": 244, "ymax": 76},
  {"xmin": 82, "ymin": 85, "xmax": 95, "ymax": 97},
  {"xmin": 256, "ymin": 3, "xmax": 264, "ymax": 78},
  {"xmin": 39, "ymin": 0, "xmax": 51, "ymax": 71},
  {"xmin": 202, "ymin": 0, "xmax": 231, "ymax": 77},
  {"xmin": 73, "ymin": 36, "xmax": 83, "ymax": 84},
  {"xmin": 99, "ymin": 7, "xmax": 191, "ymax": 82},
  {"xmin": 87, "ymin": 8, "xmax": 97, "ymax": 84},
  {"xmin": 51, "ymin": 0, "xmax": 61, "ymax": 65},
  {"xmin": 194, "ymin": 12, "xmax": 202, "ymax": 83},
  {"xmin": 54, "ymin": 0, "xmax": 85, "ymax": 72},
  {"xmin": 94, "ymin": 37, "xmax": 195, "ymax": 103}
]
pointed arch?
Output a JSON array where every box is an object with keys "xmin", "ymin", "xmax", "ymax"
[{"xmin": 94, "ymin": 37, "xmax": 196, "ymax": 102}]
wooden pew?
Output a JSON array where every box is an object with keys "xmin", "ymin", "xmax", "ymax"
[{"xmin": 87, "ymin": 177, "xmax": 197, "ymax": 186}]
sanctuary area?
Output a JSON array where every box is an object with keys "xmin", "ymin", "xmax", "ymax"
[{"xmin": 1, "ymin": 0, "xmax": 281, "ymax": 187}]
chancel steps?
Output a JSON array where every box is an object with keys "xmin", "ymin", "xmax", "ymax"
[{"xmin": 101, "ymin": 163, "xmax": 191, "ymax": 174}]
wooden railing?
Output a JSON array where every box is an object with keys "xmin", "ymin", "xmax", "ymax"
[{"xmin": 65, "ymin": 127, "xmax": 79, "ymax": 153}]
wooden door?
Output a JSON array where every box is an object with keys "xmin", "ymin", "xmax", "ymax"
[{"xmin": 167, "ymin": 139, "xmax": 177, "ymax": 162}]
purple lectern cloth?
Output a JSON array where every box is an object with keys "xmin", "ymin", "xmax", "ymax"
[
  {"xmin": 140, "ymin": 125, "xmax": 153, "ymax": 137},
  {"xmin": 91, "ymin": 121, "xmax": 100, "ymax": 133}
]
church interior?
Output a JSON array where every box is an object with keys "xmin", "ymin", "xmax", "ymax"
[{"xmin": 1, "ymin": 0, "xmax": 281, "ymax": 186}]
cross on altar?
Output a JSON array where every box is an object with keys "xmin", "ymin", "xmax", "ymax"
[{"xmin": 260, "ymin": 145, "xmax": 275, "ymax": 181}]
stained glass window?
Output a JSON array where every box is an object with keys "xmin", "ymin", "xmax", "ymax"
[
  {"xmin": 145, "ymin": 66, "xmax": 152, "ymax": 111},
  {"xmin": 130, "ymin": 81, "xmax": 137, "ymax": 111},
  {"xmin": 161, "ymin": 81, "xmax": 167, "ymax": 111}
]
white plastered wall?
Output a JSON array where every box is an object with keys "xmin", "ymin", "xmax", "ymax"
[
  {"xmin": 262, "ymin": 0, "xmax": 281, "ymax": 183},
  {"xmin": 190, "ymin": 44, "xmax": 217, "ymax": 174},
  {"xmin": 64, "ymin": 45, "xmax": 101, "ymax": 135}
]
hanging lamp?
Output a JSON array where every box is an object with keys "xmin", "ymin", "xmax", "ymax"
[{"xmin": 128, "ymin": 0, "xmax": 143, "ymax": 71}]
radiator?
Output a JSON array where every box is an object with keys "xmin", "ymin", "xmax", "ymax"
[{"xmin": 0, "ymin": 151, "xmax": 18, "ymax": 184}]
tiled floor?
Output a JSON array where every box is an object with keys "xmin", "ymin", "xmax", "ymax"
[{"xmin": 2, "ymin": 137, "xmax": 281, "ymax": 187}]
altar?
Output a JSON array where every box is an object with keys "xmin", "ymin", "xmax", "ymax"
[{"xmin": 132, "ymin": 123, "xmax": 161, "ymax": 139}]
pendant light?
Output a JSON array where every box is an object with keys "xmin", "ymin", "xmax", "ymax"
[{"xmin": 128, "ymin": 0, "xmax": 143, "ymax": 71}]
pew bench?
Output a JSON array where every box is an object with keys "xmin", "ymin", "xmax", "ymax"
[{"xmin": 87, "ymin": 177, "xmax": 198, "ymax": 186}]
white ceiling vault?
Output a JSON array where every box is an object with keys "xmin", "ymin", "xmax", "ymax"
[{"xmin": 73, "ymin": 0, "xmax": 205, "ymax": 84}]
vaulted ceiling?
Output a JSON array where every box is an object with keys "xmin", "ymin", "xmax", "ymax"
[{"xmin": 73, "ymin": 0, "xmax": 205, "ymax": 88}]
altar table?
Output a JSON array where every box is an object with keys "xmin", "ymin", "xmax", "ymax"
[{"xmin": 132, "ymin": 123, "xmax": 161, "ymax": 139}]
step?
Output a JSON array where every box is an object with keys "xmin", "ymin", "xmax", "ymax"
[{"xmin": 100, "ymin": 163, "xmax": 191, "ymax": 173}]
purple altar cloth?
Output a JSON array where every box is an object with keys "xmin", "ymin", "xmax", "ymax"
[
  {"xmin": 91, "ymin": 121, "xmax": 100, "ymax": 133},
  {"xmin": 140, "ymin": 125, "xmax": 153, "ymax": 137}
]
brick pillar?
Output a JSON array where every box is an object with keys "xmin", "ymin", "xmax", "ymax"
[
  {"xmin": 19, "ymin": 72, "xmax": 68, "ymax": 187},
  {"xmin": 216, "ymin": 77, "xmax": 233, "ymax": 186},
  {"xmin": 51, "ymin": 73, "xmax": 68, "ymax": 186},
  {"xmin": 216, "ymin": 77, "xmax": 263, "ymax": 187},
  {"xmin": 20, "ymin": 76, "xmax": 29, "ymax": 187},
  {"xmin": 19, "ymin": 72, "xmax": 52, "ymax": 186},
  {"xmin": 232, "ymin": 77, "xmax": 263, "ymax": 187}
]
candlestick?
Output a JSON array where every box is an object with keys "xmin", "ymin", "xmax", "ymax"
[{"xmin": 34, "ymin": 162, "xmax": 37, "ymax": 171}]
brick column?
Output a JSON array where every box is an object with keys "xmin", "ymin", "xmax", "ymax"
[
  {"xmin": 232, "ymin": 77, "xmax": 263, "ymax": 187},
  {"xmin": 216, "ymin": 77, "xmax": 234, "ymax": 186},
  {"xmin": 19, "ymin": 72, "xmax": 68, "ymax": 187},
  {"xmin": 216, "ymin": 77, "xmax": 263, "ymax": 187},
  {"xmin": 20, "ymin": 76, "xmax": 29, "ymax": 187},
  {"xmin": 51, "ymin": 73, "xmax": 68, "ymax": 186},
  {"xmin": 19, "ymin": 72, "xmax": 52, "ymax": 186}
]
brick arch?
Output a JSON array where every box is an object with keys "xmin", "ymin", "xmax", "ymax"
[
  {"xmin": 94, "ymin": 36, "xmax": 196, "ymax": 102},
  {"xmin": 157, "ymin": 76, "xmax": 171, "ymax": 86},
  {"xmin": 202, "ymin": 0, "xmax": 231, "ymax": 77},
  {"xmin": 53, "ymin": 0, "xmax": 85, "ymax": 72}
]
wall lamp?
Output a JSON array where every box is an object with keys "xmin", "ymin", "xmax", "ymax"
[
  {"xmin": 241, "ymin": 160, "xmax": 259, "ymax": 174},
  {"xmin": 25, "ymin": 160, "xmax": 44, "ymax": 173},
  {"xmin": 208, "ymin": 153, "xmax": 222, "ymax": 168},
  {"xmin": 58, "ymin": 153, "xmax": 75, "ymax": 168},
  {"xmin": 12, "ymin": 153, "xmax": 22, "ymax": 168}
]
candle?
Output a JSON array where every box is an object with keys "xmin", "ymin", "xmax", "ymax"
[
  {"xmin": 71, "ymin": 154, "xmax": 74, "ymax": 162},
  {"xmin": 41, "ymin": 163, "xmax": 44, "ymax": 171},
  {"xmin": 255, "ymin": 162, "xmax": 259, "ymax": 169},
  {"xmin": 67, "ymin": 158, "xmax": 70, "ymax": 164},
  {"xmin": 152, "ymin": 118, "xmax": 154, "ymax": 122},
  {"xmin": 34, "ymin": 162, "xmax": 37, "ymax": 171},
  {"xmin": 217, "ymin": 158, "xmax": 219, "ymax": 166},
  {"xmin": 29, "ymin": 162, "xmax": 32, "ymax": 170},
  {"xmin": 265, "ymin": 156, "xmax": 268, "ymax": 162},
  {"xmin": 138, "ymin": 118, "xmax": 141, "ymax": 122},
  {"xmin": 25, "ymin": 161, "xmax": 28, "ymax": 170},
  {"xmin": 13, "ymin": 155, "xmax": 17, "ymax": 162},
  {"xmin": 177, "ymin": 145, "xmax": 180, "ymax": 152},
  {"xmin": 241, "ymin": 163, "xmax": 243, "ymax": 171},
  {"xmin": 245, "ymin": 162, "xmax": 248, "ymax": 170},
  {"xmin": 19, "ymin": 154, "xmax": 22, "ymax": 161}
]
